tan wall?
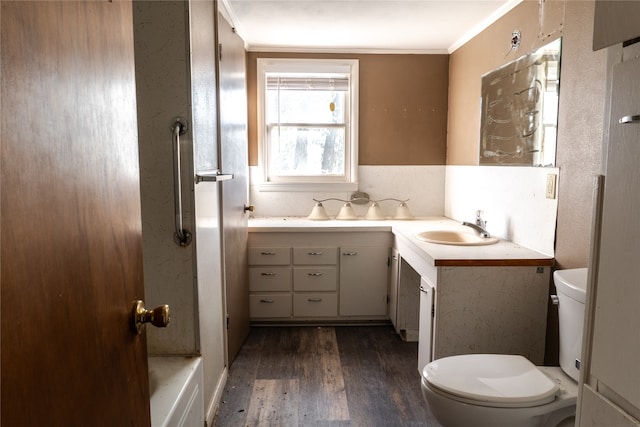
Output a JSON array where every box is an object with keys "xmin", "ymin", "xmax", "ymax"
[
  {"xmin": 554, "ymin": 1, "xmax": 607, "ymax": 269},
  {"xmin": 246, "ymin": 52, "xmax": 449, "ymax": 166},
  {"xmin": 448, "ymin": 0, "xmax": 607, "ymax": 270},
  {"xmin": 447, "ymin": 0, "xmax": 548, "ymax": 165},
  {"xmin": 447, "ymin": 0, "xmax": 608, "ymax": 365}
]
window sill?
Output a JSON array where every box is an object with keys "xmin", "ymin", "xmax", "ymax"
[{"xmin": 257, "ymin": 182, "xmax": 359, "ymax": 193}]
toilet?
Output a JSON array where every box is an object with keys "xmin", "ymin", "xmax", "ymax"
[{"xmin": 421, "ymin": 268, "xmax": 588, "ymax": 427}]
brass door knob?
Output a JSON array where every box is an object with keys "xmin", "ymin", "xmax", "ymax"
[
  {"xmin": 133, "ymin": 300, "xmax": 170, "ymax": 334},
  {"xmin": 244, "ymin": 204, "xmax": 255, "ymax": 213}
]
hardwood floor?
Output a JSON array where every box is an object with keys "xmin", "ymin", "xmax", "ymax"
[{"xmin": 214, "ymin": 325, "xmax": 442, "ymax": 426}]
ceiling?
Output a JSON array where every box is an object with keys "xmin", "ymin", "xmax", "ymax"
[{"xmin": 222, "ymin": 0, "xmax": 522, "ymax": 54}]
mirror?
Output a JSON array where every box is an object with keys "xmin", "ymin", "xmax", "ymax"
[{"xmin": 479, "ymin": 38, "xmax": 561, "ymax": 166}]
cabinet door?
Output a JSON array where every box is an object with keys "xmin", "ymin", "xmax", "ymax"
[
  {"xmin": 397, "ymin": 258, "xmax": 421, "ymax": 335},
  {"xmin": 593, "ymin": 1, "xmax": 640, "ymax": 50},
  {"xmin": 434, "ymin": 266, "xmax": 548, "ymax": 363},
  {"xmin": 580, "ymin": 385, "xmax": 640, "ymax": 427},
  {"xmin": 589, "ymin": 57, "xmax": 640, "ymax": 412},
  {"xmin": 339, "ymin": 246, "xmax": 389, "ymax": 316},
  {"xmin": 418, "ymin": 277, "xmax": 434, "ymax": 374},
  {"xmin": 389, "ymin": 249, "xmax": 400, "ymax": 328}
]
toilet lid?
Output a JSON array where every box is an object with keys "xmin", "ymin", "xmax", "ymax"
[{"xmin": 423, "ymin": 354, "xmax": 559, "ymax": 407}]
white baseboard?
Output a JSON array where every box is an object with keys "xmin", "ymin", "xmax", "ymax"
[{"xmin": 205, "ymin": 367, "xmax": 229, "ymax": 427}]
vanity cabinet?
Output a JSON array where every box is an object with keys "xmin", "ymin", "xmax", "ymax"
[
  {"xmin": 393, "ymin": 234, "xmax": 551, "ymax": 365},
  {"xmin": 248, "ymin": 219, "xmax": 554, "ymax": 370},
  {"xmin": 248, "ymin": 231, "xmax": 392, "ymax": 322}
]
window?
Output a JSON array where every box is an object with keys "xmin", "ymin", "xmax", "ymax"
[{"xmin": 257, "ymin": 59, "xmax": 358, "ymax": 191}]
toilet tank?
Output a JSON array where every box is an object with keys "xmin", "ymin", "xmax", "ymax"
[{"xmin": 554, "ymin": 268, "xmax": 588, "ymax": 382}]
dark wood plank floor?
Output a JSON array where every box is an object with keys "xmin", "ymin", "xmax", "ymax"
[{"xmin": 214, "ymin": 325, "xmax": 442, "ymax": 427}]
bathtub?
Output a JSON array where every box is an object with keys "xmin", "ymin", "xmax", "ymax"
[{"xmin": 148, "ymin": 356, "xmax": 203, "ymax": 427}]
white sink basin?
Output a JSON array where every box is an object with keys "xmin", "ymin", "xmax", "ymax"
[{"xmin": 415, "ymin": 230, "xmax": 498, "ymax": 246}]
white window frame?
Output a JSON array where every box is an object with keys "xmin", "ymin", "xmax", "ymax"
[{"xmin": 257, "ymin": 58, "xmax": 359, "ymax": 192}]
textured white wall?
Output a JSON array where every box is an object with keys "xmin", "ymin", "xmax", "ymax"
[
  {"xmin": 133, "ymin": 1, "xmax": 198, "ymax": 355},
  {"xmin": 249, "ymin": 165, "xmax": 446, "ymax": 218},
  {"xmin": 444, "ymin": 165, "xmax": 559, "ymax": 256},
  {"xmin": 250, "ymin": 164, "xmax": 558, "ymax": 255}
]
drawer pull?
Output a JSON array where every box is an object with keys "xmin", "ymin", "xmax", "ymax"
[
  {"xmin": 308, "ymin": 252, "xmax": 323, "ymax": 255},
  {"xmin": 261, "ymin": 272, "xmax": 276, "ymax": 276},
  {"xmin": 307, "ymin": 272, "xmax": 323, "ymax": 276},
  {"xmin": 307, "ymin": 298, "xmax": 323, "ymax": 302},
  {"xmin": 260, "ymin": 251, "xmax": 277, "ymax": 255},
  {"xmin": 259, "ymin": 298, "xmax": 275, "ymax": 303},
  {"xmin": 342, "ymin": 252, "xmax": 358, "ymax": 256}
]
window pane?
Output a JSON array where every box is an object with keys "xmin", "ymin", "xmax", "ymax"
[
  {"xmin": 269, "ymin": 126, "xmax": 345, "ymax": 176},
  {"xmin": 258, "ymin": 59, "xmax": 358, "ymax": 187},
  {"xmin": 267, "ymin": 88, "xmax": 346, "ymax": 125}
]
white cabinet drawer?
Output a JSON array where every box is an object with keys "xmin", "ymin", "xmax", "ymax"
[
  {"xmin": 293, "ymin": 247, "xmax": 337, "ymax": 265},
  {"xmin": 249, "ymin": 294, "xmax": 292, "ymax": 318},
  {"xmin": 249, "ymin": 267, "xmax": 292, "ymax": 292},
  {"xmin": 293, "ymin": 267, "xmax": 337, "ymax": 291},
  {"xmin": 248, "ymin": 247, "xmax": 290, "ymax": 265},
  {"xmin": 293, "ymin": 293, "xmax": 338, "ymax": 317}
]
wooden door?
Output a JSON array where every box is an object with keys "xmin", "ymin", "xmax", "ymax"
[
  {"xmin": 1, "ymin": 2, "xmax": 150, "ymax": 426},
  {"xmin": 218, "ymin": 12, "xmax": 250, "ymax": 364}
]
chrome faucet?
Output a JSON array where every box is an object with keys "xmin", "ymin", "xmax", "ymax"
[{"xmin": 462, "ymin": 210, "xmax": 490, "ymax": 238}]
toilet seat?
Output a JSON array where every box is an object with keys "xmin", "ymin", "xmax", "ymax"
[{"xmin": 423, "ymin": 354, "xmax": 559, "ymax": 408}]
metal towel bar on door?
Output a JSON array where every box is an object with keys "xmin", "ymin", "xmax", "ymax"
[{"xmin": 194, "ymin": 171, "xmax": 234, "ymax": 183}]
